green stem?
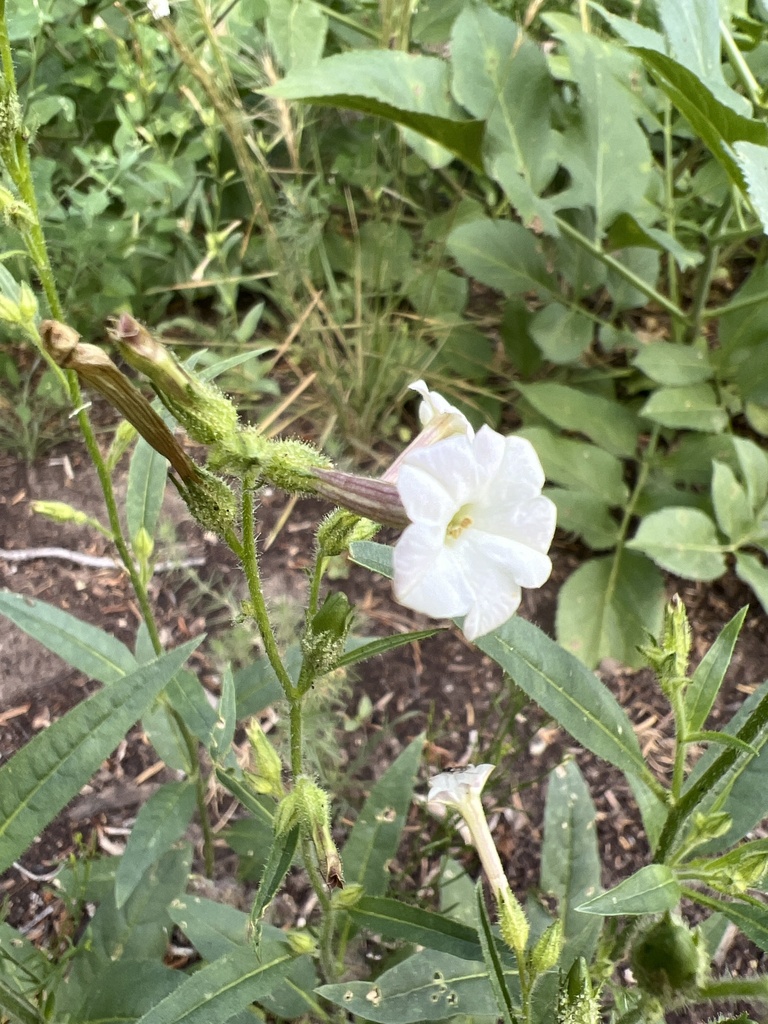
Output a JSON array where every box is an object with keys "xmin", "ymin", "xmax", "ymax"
[
  {"xmin": 314, "ymin": 1, "xmax": 379, "ymax": 40},
  {"xmin": 289, "ymin": 698, "xmax": 303, "ymax": 778},
  {"xmin": 669, "ymin": 687, "xmax": 688, "ymax": 802},
  {"xmin": 699, "ymin": 285, "xmax": 768, "ymax": 319},
  {"xmin": 684, "ymin": 199, "xmax": 731, "ymax": 345},
  {"xmin": 240, "ymin": 483, "xmax": 295, "ymax": 697},
  {"xmin": 720, "ymin": 18, "xmax": 764, "ymax": 108},
  {"xmin": 553, "ymin": 216, "xmax": 689, "ymax": 324},
  {"xmin": 663, "ymin": 100, "xmax": 680, "ymax": 334},
  {"xmin": 655, "ymin": 683, "xmax": 768, "ymax": 861}
]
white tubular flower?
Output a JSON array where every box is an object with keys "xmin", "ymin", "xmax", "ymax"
[
  {"xmin": 393, "ymin": 425, "xmax": 556, "ymax": 641},
  {"xmin": 148, "ymin": 0, "xmax": 170, "ymax": 17},
  {"xmin": 428, "ymin": 763, "xmax": 495, "ymax": 807}
]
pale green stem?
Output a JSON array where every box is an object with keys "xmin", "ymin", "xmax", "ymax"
[
  {"xmin": 553, "ymin": 216, "xmax": 688, "ymax": 323},
  {"xmin": 720, "ymin": 18, "xmax": 763, "ymax": 108},
  {"xmin": 663, "ymin": 100, "xmax": 680, "ymax": 336},
  {"xmin": 684, "ymin": 199, "xmax": 731, "ymax": 345},
  {"xmin": 669, "ymin": 687, "xmax": 688, "ymax": 802}
]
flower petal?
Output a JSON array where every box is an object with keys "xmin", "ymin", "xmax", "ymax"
[
  {"xmin": 393, "ymin": 528, "xmax": 473, "ymax": 618},
  {"xmin": 472, "ymin": 494, "xmax": 557, "ymax": 554},
  {"xmin": 428, "ymin": 763, "xmax": 495, "ymax": 805},
  {"xmin": 397, "ymin": 433, "xmax": 481, "ymax": 522}
]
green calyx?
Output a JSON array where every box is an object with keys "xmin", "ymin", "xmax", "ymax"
[
  {"xmin": 178, "ymin": 468, "xmax": 237, "ymax": 537},
  {"xmin": 317, "ymin": 509, "xmax": 380, "ymax": 557},
  {"xmin": 630, "ymin": 914, "xmax": 704, "ymax": 998}
]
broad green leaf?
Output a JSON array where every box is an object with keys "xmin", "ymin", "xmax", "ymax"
[
  {"xmin": 74, "ymin": 846, "xmax": 192, "ymax": 974},
  {"xmin": 608, "ymin": 213, "xmax": 703, "ymax": 270},
  {"xmin": 657, "ymin": 0, "xmax": 743, "ymax": 110},
  {"xmin": 126, "ymin": 436, "xmax": 167, "ymax": 546},
  {"xmin": 0, "ymin": 589, "xmax": 136, "ymax": 684},
  {"xmin": 515, "ymin": 427, "xmax": 628, "ymax": 506},
  {"xmin": 167, "ymin": 897, "xmax": 318, "ymax": 1020},
  {"xmin": 559, "ymin": 31, "xmax": 652, "ymax": 235},
  {"xmin": 450, "ymin": 4, "xmax": 557, "ymax": 224},
  {"xmin": 588, "ymin": 3, "xmax": 666, "ymax": 51},
  {"xmin": 264, "ymin": 52, "xmax": 485, "ymax": 170},
  {"xmin": 735, "ymin": 141, "xmax": 768, "ymax": 235},
  {"xmin": 686, "ymin": 606, "xmax": 748, "ymax": 733},
  {"xmin": 555, "ymin": 552, "xmax": 665, "ymax": 669},
  {"xmin": 447, "ymin": 219, "xmax": 556, "ymax": 299},
  {"xmin": 631, "ymin": 48, "xmax": 768, "ymax": 188},
  {"xmin": 640, "ymin": 383, "xmax": 728, "ymax": 431},
  {"xmin": 317, "ymin": 948, "xmax": 510, "ymax": 1023},
  {"xmin": 734, "ymin": 436, "xmax": 768, "ymax": 513},
  {"xmin": 476, "ymin": 617, "xmax": 647, "ymax": 777},
  {"xmin": 336, "ymin": 628, "xmax": 440, "ymax": 668},
  {"xmin": 702, "ymin": 895, "xmax": 768, "ymax": 952},
  {"xmin": 712, "ymin": 462, "xmax": 754, "ymax": 542},
  {"xmin": 474, "ymin": 885, "xmax": 516, "ymax": 1024},
  {"xmin": 718, "ymin": 264, "xmax": 768, "ymax": 404},
  {"xmin": 57, "ymin": 962, "xmax": 181, "ymax": 1024},
  {"xmin": 0, "ymin": 640, "xmax": 199, "ymax": 872},
  {"xmin": 115, "ymin": 781, "xmax": 197, "ymax": 908},
  {"xmin": 343, "ymin": 734, "xmax": 424, "ymax": 895},
  {"xmin": 736, "ymin": 552, "xmax": 768, "ymax": 615},
  {"xmin": 350, "ymin": 896, "xmax": 483, "ymax": 961},
  {"xmin": 541, "ymin": 761, "xmax": 601, "ymax": 965},
  {"xmin": 529, "ymin": 304, "xmax": 593, "ymax": 363},
  {"xmin": 351, "ymin": 540, "xmax": 394, "ymax": 578},
  {"xmin": 546, "ymin": 488, "xmax": 619, "ymax": 551},
  {"xmin": 266, "ymin": 0, "xmax": 327, "ymax": 72},
  {"xmin": 134, "ymin": 946, "xmax": 294, "ymax": 1024},
  {"xmin": 628, "ymin": 508, "xmax": 726, "ymax": 580},
  {"xmin": 577, "ymin": 865, "xmax": 680, "ymax": 916},
  {"xmin": 163, "ymin": 670, "xmax": 218, "ymax": 747},
  {"xmin": 517, "ymin": 382, "xmax": 639, "ymax": 457},
  {"xmin": 0, "ymin": 923, "xmax": 47, "ymax": 988},
  {"xmin": 633, "ymin": 342, "xmax": 712, "ymax": 385}
]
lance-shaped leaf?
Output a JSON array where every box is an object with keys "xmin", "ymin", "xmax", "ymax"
[
  {"xmin": 127, "ymin": 436, "xmax": 168, "ymax": 546},
  {"xmin": 0, "ymin": 639, "xmax": 200, "ymax": 872},
  {"xmin": 577, "ymin": 865, "xmax": 680, "ymax": 916},
  {"xmin": 350, "ymin": 896, "xmax": 483, "ymax": 961}
]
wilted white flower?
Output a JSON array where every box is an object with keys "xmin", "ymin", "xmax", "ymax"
[
  {"xmin": 393, "ymin": 425, "xmax": 556, "ymax": 641},
  {"xmin": 148, "ymin": 0, "xmax": 170, "ymax": 17},
  {"xmin": 427, "ymin": 763, "xmax": 494, "ymax": 807},
  {"xmin": 383, "ymin": 380, "xmax": 473, "ymax": 485}
]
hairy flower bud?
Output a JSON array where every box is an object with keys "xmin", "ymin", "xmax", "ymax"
[
  {"xmin": 300, "ymin": 592, "xmax": 354, "ymax": 686},
  {"xmin": 177, "ymin": 468, "xmax": 237, "ymax": 537},
  {"xmin": 32, "ymin": 501, "xmax": 106, "ymax": 534},
  {"xmin": 316, "ymin": 510, "xmax": 380, "ymax": 557},
  {"xmin": 245, "ymin": 718, "xmax": 284, "ymax": 800},
  {"xmin": 112, "ymin": 313, "xmax": 240, "ymax": 447},
  {"xmin": 557, "ymin": 958, "xmax": 601, "ymax": 1024},
  {"xmin": 530, "ymin": 919, "xmax": 563, "ymax": 978},
  {"xmin": 630, "ymin": 914, "xmax": 703, "ymax": 999},
  {"xmin": 295, "ymin": 776, "xmax": 344, "ymax": 888}
]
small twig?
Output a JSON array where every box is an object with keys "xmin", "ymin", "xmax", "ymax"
[{"xmin": 0, "ymin": 547, "xmax": 205, "ymax": 572}]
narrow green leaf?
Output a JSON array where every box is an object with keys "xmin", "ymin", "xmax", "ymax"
[
  {"xmin": 702, "ymin": 895, "xmax": 768, "ymax": 952},
  {"xmin": 0, "ymin": 640, "xmax": 199, "ymax": 872},
  {"xmin": 633, "ymin": 342, "xmax": 712, "ymax": 385},
  {"xmin": 250, "ymin": 826, "xmax": 299, "ymax": 943},
  {"xmin": 350, "ymin": 896, "xmax": 483, "ymax": 961},
  {"xmin": 474, "ymin": 884, "xmax": 517, "ymax": 1024},
  {"xmin": 555, "ymin": 552, "xmax": 665, "ymax": 669},
  {"xmin": 197, "ymin": 346, "xmax": 272, "ymax": 382},
  {"xmin": 318, "ymin": 948, "xmax": 510, "ymax": 1023},
  {"xmin": 350, "ymin": 540, "xmax": 394, "ymax": 578},
  {"xmin": 687, "ymin": 731, "xmax": 759, "ymax": 757},
  {"xmin": 631, "ymin": 48, "xmax": 768, "ymax": 188},
  {"xmin": 336, "ymin": 628, "xmax": 440, "ymax": 668},
  {"xmin": 628, "ymin": 508, "xmax": 726, "ymax": 580},
  {"xmin": 126, "ymin": 436, "xmax": 167, "ymax": 545},
  {"xmin": 541, "ymin": 761, "xmax": 601, "ymax": 964},
  {"xmin": 133, "ymin": 947, "xmax": 294, "ymax": 1024},
  {"xmin": 476, "ymin": 617, "xmax": 647, "ymax": 777},
  {"xmin": 517, "ymin": 382, "xmax": 639, "ymax": 457},
  {"xmin": 686, "ymin": 606, "xmax": 748, "ymax": 732},
  {"xmin": 0, "ymin": 980, "xmax": 45, "ymax": 1024},
  {"xmin": 263, "ymin": 51, "xmax": 485, "ymax": 170},
  {"xmin": 0, "ymin": 589, "xmax": 136, "ymax": 684},
  {"xmin": 115, "ymin": 781, "xmax": 197, "ymax": 908},
  {"xmin": 576, "ymin": 865, "xmax": 680, "ymax": 916},
  {"xmin": 215, "ymin": 768, "xmax": 275, "ymax": 827},
  {"xmin": 210, "ymin": 665, "xmax": 237, "ymax": 760},
  {"xmin": 343, "ymin": 735, "xmax": 424, "ymax": 895}
]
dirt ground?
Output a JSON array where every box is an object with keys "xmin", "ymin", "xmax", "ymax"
[{"xmin": 1, "ymin": 438, "xmax": 767, "ymax": 1022}]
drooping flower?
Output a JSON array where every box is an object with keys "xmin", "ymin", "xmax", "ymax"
[{"xmin": 393, "ymin": 424, "xmax": 556, "ymax": 641}]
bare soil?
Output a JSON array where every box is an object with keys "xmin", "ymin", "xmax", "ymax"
[{"xmin": 1, "ymin": 440, "xmax": 767, "ymax": 1022}]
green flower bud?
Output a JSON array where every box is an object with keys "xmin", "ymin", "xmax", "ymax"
[
  {"xmin": 316, "ymin": 509, "xmax": 380, "ymax": 557},
  {"xmin": 498, "ymin": 887, "xmax": 529, "ymax": 956},
  {"xmin": 530, "ymin": 919, "xmax": 563, "ymax": 978},
  {"xmin": 0, "ymin": 186, "xmax": 35, "ymax": 230},
  {"xmin": 112, "ymin": 313, "xmax": 240, "ymax": 447},
  {"xmin": 132, "ymin": 525, "xmax": 154, "ymax": 567},
  {"xmin": 630, "ymin": 914, "xmax": 704, "ymax": 999},
  {"xmin": 245, "ymin": 717, "xmax": 284, "ymax": 800},
  {"xmin": 0, "ymin": 94, "xmax": 23, "ymax": 149},
  {"xmin": 557, "ymin": 958, "xmax": 601, "ymax": 1024},
  {"xmin": 295, "ymin": 776, "xmax": 344, "ymax": 888},
  {"xmin": 284, "ymin": 929, "xmax": 317, "ymax": 956},
  {"xmin": 300, "ymin": 592, "xmax": 354, "ymax": 686},
  {"xmin": 0, "ymin": 294, "xmax": 21, "ymax": 324},
  {"xmin": 265, "ymin": 438, "xmax": 333, "ymax": 493},
  {"xmin": 32, "ymin": 500, "xmax": 104, "ymax": 533},
  {"xmin": 17, "ymin": 282, "xmax": 38, "ymax": 323},
  {"xmin": 178, "ymin": 468, "xmax": 237, "ymax": 537},
  {"xmin": 331, "ymin": 883, "xmax": 364, "ymax": 910},
  {"xmin": 274, "ymin": 789, "xmax": 301, "ymax": 837}
]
